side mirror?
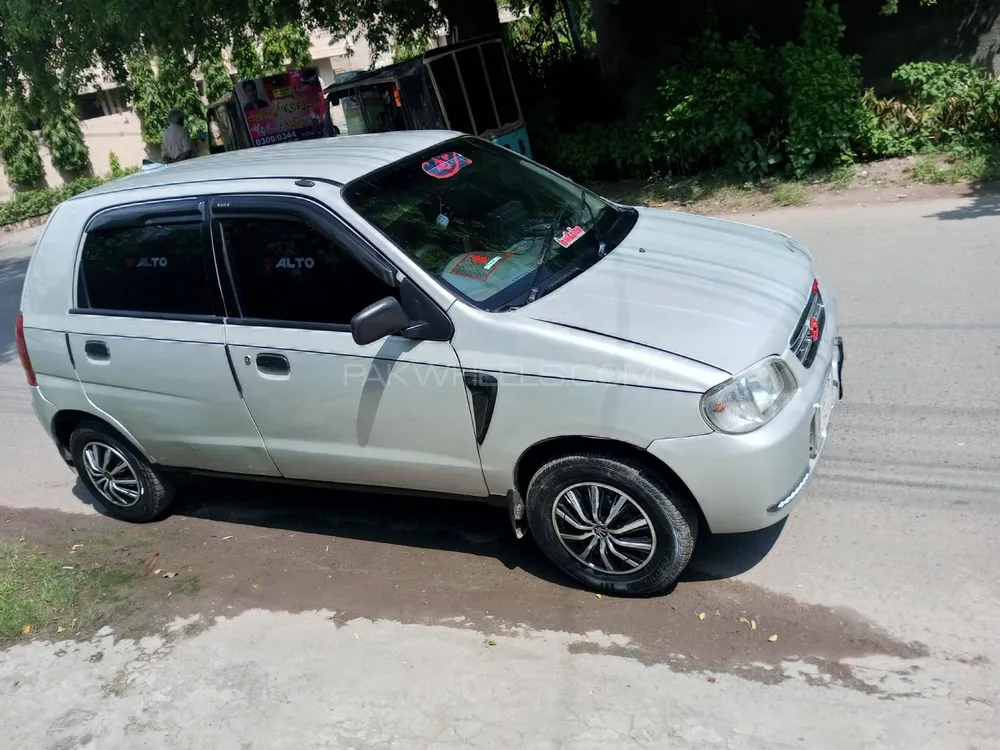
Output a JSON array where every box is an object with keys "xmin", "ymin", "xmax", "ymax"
[{"xmin": 351, "ymin": 296, "xmax": 411, "ymax": 346}]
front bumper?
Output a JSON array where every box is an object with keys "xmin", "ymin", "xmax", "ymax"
[{"xmin": 647, "ymin": 334, "xmax": 844, "ymax": 535}]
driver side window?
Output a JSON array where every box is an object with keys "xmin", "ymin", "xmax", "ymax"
[{"xmin": 219, "ymin": 216, "xmax": 397, "ymax": 326}]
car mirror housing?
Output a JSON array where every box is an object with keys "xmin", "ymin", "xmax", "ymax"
[{"xmin": 350, "ymin": 296, "xmax": 411, "ymax": 345}]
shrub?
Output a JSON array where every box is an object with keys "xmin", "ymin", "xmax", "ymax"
[
  {"xmin": 109, "ymin": 151, "xmax": 124, "ymax": 178},
  {"xmin": 0, "ymin": 96, "xmax": 45, "ymax": 187},
  {"xmin": 648, "ymin": 30, "xmax": 779, "ymax": 178},
  {"xmin": 41, "ymin": 98, "xmax": 92, "ymax": 175},
  {"xmin": 0, "ymin": 166, "xmax": 139, "ymax": 226},
  {"xmin": 892, "ymin": 61, "xmax": 1000, "ymax": 147},
  {"xmin": 779, "ymin": 1, "xmax": 863, "ymax": 177}
]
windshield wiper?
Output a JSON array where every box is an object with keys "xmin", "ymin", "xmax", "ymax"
[
  {"xmin": 580, "ymin": 187, "xmax": 607, "ymax": 257},
  {"xmin": 525, "ymin": 201, "xmax": 573, "ymax": 304}
]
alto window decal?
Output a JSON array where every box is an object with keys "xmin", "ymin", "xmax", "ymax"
[
  {"xmin": 422, "ymin": 152, "xmax": 472, "ymax": 179},
  {"xmin": 265, "ymin": 256, "xmax": 316, "ymax": 270},
  {"xmin": 126, "ymin": 256, "xmax": 168, "ymax": 268}
]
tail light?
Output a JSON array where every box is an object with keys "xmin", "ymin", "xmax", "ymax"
[{"xmin": 14, "ymin": 313, "xmax": 36, "ymax": 387}]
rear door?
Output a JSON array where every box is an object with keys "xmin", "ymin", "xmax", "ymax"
[
  {"xmin": 212, "ymin": 194, "xmax": 489, "ymax": 498},
  {"xmin": 68, "ymin": 198, "xmax": 277, "ymax": 476}
]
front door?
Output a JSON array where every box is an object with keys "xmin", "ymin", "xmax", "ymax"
[{"xmin": 213, "ymin": 198, "xmax": 489, "ymax": 498}]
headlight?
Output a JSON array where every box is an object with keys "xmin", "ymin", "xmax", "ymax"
[{"xmin": 700, "ymin": 357, "xmax": 798, "ymax": 434}]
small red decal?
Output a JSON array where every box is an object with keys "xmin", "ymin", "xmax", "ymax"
[
  {"xmin": 555, "ymin": 225, "xmax": 584, "ymax": 248},
  {"xmin": 809, "ymin": 316, "xmax": 820, "ymax": 341}
]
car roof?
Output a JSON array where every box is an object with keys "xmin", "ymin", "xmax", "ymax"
[{"xmin": 83, "ymin": 130, "xmax": 463, "ymax": 198}]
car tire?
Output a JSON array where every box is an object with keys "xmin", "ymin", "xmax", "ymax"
[
  {"xmin": 69, "ymin": 421, "xmax": 175, "ymax": 523},
  {"xmin": 526, "ymin": 452, "xmax": 698, "ymax": 596}
]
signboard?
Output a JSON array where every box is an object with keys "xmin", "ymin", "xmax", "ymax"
[{"xmin": 237, "ymin": 68, "xmax": 327, "ymax": 147}]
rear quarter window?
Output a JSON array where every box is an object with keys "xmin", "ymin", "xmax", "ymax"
[{"xmin": 78, "ymin": 222, "xmax": 223, "ymax": 316}]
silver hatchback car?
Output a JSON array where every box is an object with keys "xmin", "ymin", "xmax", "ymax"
[{"xmin": 16, "ymin": 131, "xmax": 843, "ymax": 595}]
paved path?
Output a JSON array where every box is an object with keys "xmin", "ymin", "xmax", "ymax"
[{"xmin": 0, "ymin": 195, "xmax": 998, "ymax": 748}]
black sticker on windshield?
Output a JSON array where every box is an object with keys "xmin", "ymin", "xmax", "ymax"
[
  {"xmin": 422, "ymin": 152, "xmax": 472, "ymax": 179},
  {"xmin": 450, "ymin": 252, "xmax": 510, "ymax": 280}
]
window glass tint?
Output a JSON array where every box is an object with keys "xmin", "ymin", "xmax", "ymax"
[
  {"xmin": 481, "ymin": 43, "xmax": 519, "ymax": 126},
  {"xmin": 80, "ymin": 222, "xmax": 221, "ymax": 316},
  {"xmin": 456, "ymin": 48, "xmax": 498, "ymax": 133},
  {"xmin": 428, "ymin": 56, "xmax": 474, "ymax": 134},
  {"xmin": 220, "ymin": 217, "xmax": 395, "ymax": 326}
]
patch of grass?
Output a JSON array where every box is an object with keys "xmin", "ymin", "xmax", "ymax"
[
  {"xmin": 770, "ymin": 181, "xmax": 809, "ymax": 207},
  {"xmin": 171, "ymin": 576, "xmax": 202, "ymax": 597},
  {"xmin": 0, "ymin": 541, "xmax": 137, "ymax": 641},
  {"xmin": 827, "ymin": 164, "xmax": 856, "ymax": 190},
  {"xmin": 912, "ymin": 148, "xmax": 1000, "ymax": 185}
]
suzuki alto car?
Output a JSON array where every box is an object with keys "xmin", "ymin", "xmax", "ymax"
[{"xmin": 15, "ymin": 131, "xmax": 843, "ymax": 596}]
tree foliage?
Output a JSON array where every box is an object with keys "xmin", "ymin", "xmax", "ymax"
[
  {"xmin": 200, "ymin": 52, "xmax": 235, "ymax": 104},
  {"xmin": 129, "ymin": 54, "xmax": 204, "ymax": 144},
  {"xmin": 40, "ymin": 97, "xmax": 93, "ymax": 175},
  {"xmin": 0, "ymin": 94, "xmax": 45, "ymax": 187}
]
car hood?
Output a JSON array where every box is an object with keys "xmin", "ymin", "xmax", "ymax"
[{"xmin": 519, "ymin": 207, "xmax": 815, "ymax": 374}]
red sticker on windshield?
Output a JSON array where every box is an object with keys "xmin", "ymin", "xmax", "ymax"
[
  {"xmin": 422, "ymin": 152, "xmax": 472, "ymax": 179},
  {"xmin": 450, "ymin": 252, "xmax": 510, "ymax": 280},
  {"xmin": 555, "ymin": 226, "xmax": 584, "ymax": 248}
]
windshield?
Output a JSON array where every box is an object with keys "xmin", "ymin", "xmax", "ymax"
[{"xmin": 342, "ymin": 136, "xmax": 636, "ymax": 310}]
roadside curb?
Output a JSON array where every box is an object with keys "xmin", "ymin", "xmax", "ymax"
[{"xmin": 1, "ymin": 215, "xmax": 49, "ymax": 234}]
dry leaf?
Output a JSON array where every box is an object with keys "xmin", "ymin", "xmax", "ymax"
[
  {"xmin": 698, "ymin": 612, "xmax": 706, "ymax": 621},
  {"xmin": 57, "ymin": 626, "xmax": 65, "ymax": 634},
  {"xmin": 739, "ymin": 616, "xmax": 753, "ymax": 632},
  {"xmin": 162, "ymin": 572, "xmax": 177, "ymax": 579},
  {"xmin": 768, "ymin": 634, "xmax": 778, "ymax": 642},
  {"xmin": 750, "ymin": 619, "xmax": 757, "ymax": 631},
  {"xmin": 485, "ymin": 637, "xmax": 497, "ymax": 647},
  {"xmin": 71, "ymin": 544, "xmax": 82, "ymax": 550},
  {"xmin": 153, "ymin": 568, "xmax": 162, "ymax": 575},
  {"xmin": 715, "ymin": 610, "xmax": 720, "ymax": 616},
  {"xmin": 221, "ymin": 535, "xmax": 234, "ymax": 541},
  {"xmin": 252, "ymin": 583, "xmax": 260, "ymax": 589},
  {"xmin": 595, "ymin": 594, "xmax": 602, "ymax": 599},
  {"xmin": 21, "ymin": 625, "xmax": 31, "ymax": 635}
]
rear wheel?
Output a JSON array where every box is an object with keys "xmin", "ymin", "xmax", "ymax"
[
  {"xmin": 526, "ymin": 453, "xmax": 698, "ymax": 596},
  {"xmin": 69, "ymin": 421, "xmax": 175, "ymax": 522}
]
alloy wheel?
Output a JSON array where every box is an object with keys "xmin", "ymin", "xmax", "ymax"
[
  {"xmin": 81, "ymin": 441, "xmax": 141, "ymax": 508},
  {"xmin": 551, "ymin": 482, "xmax": 658, "ymax": 575}
]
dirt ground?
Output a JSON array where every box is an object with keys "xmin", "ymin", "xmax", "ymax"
[
  {"xmin": 595, "ymin": 155, "xmax": 998, "ymax": 217},
  {"xmin": 1, "ymin": 475, "xmax": 931, "ymax": 693}
]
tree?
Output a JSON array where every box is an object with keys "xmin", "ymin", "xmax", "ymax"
[
  {"xmin": 129, "ymin": 53, "xmax": 204, "ymax": 144},
  {"xmin": 0, "ymin": 94, "xmax": 45, "ymax": 187},
  {"xmin": 40, "ymin": 98, "xmax": 93, "ymax": 175},
  {"xmin": 0, "ymin": 0, "xmax": 499, "ymax": 97},
  {"xmin": 200, "ymin": 52, "xmax": 235, "ymax": 103}
]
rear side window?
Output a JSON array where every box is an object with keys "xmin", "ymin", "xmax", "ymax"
[{"xmin": 78, "ymin": 222, "xmax": 223, "ymax": 316}]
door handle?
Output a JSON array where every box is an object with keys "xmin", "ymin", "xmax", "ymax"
[
  {"xmin": 84, "ymin": 340, "xmax": 110, "ymax": 361},
  {"xmin": 256, "ymin": 353, "xmax": 290, "ymax": 376}
]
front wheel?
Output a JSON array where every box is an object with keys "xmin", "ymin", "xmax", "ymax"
[
  {"xmin": 70, "ymin": 421, "xmax": 175, "ymax": 523},
  {"xmin": 526, "ymin": 453, "xmax": 698, "ymax": 596}
]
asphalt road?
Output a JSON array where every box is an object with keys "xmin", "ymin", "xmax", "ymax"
[{"xmin": 1, "ymin": 193, "xmax": 998, "ymax": 748}]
